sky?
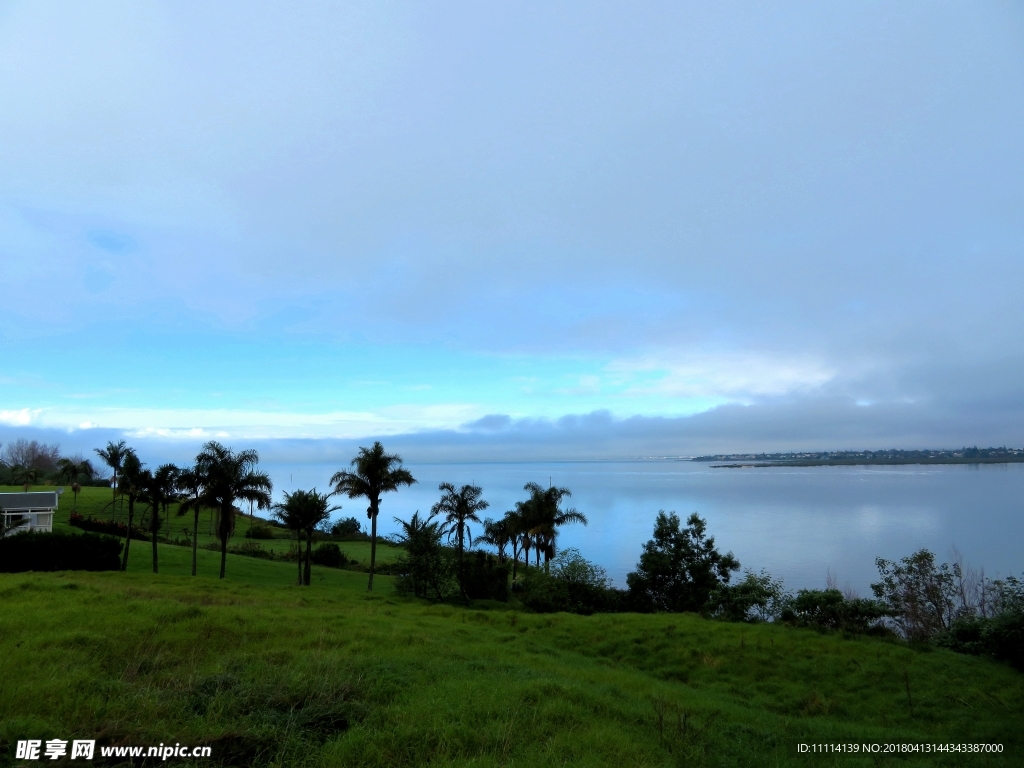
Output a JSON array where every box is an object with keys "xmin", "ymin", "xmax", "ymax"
[{"xmin": 1, "ymin": 1, "xmax": 1023, "ymax": 465}]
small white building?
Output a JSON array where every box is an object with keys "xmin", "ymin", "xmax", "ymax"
[{"xmin": 1, "ymin": 490, "xmax": 60, "ymax": 536}]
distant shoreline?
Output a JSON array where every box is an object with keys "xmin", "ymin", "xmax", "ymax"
[{"xmin": 708, "ymin": 456, "xmax": 1024, "ymax": 468}]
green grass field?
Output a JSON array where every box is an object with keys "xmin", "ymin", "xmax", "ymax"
[
  {"xmin": 4, "ymin": 485, "xmax": 403, "ymax": 569},
  {"xmin": 1, "ymin": 487, "xmax": 1021, "ymax": 766}
]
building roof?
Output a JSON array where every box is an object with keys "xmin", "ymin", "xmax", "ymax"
[{"xmin": 0, "ymin": 491, "xmax": 60, "ymax": 511}]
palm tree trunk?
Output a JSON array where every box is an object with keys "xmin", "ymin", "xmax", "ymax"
[
  {"xmin": 152, "ymin": 511, "xmax": 159, "ymax": 574},
  {"xmin": 296, "ymin": 531, "xmax": 302, "ymax": 585},
  {"xmin": 219, "ymin": 503, "xmax": 228, "ymax": 579},
  {"xmin": 121, "ymin": 495, "xmax": 134, "ymax": 571},
  {"xmin": 191, "ymin": 508, "xmax": 199, "ymax": 576},
  {"xmin": 367, "ymin": 499, "xmax": 379, "ymax": 591},
  {"xmin": 304, "ymin": 529, "xmax": 312, "ymax": 586}
]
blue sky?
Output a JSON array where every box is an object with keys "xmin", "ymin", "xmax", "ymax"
[{"xmin": 1, "ymin": 1, "xmax": 1023, "ymax": 461}]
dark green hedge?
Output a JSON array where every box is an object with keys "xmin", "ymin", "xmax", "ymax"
[{"xmin": 0, "ymin": 531, "xmax": 123, "ymax": 572}]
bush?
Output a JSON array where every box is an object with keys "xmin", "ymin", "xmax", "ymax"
[
  {"xmin": 226, "ymin": 541, "xmax": 274, "ymax": 559},
  {"xmin": 936, "ymin": 611, "xmax": 1024, "ymax": 671},
  {"xmin": 779, "ymin": 589, "xmax": 889, "ymax": 634},
  {"xmin": 522, "ymin": 549, "xmax": 621, "ymax": 614},
  {"xmin": 330, "ymin": 516, "xmax": 364, "ymax": 539},
  {"xmin": 0, "ymin": 531, "xmax": 122, "ymax": 572},
  {"xmin": 310, "ymin": 542, "xmax": 347, "ymax": 568},
  {"xmin": 459, "ymin": 551, "xmax": 510, "ymax": 602},
  {"xmin": 707, "ymin": 569, "xmax": 789, "ymax": 622},
  {"xmin": 245, "ymin": 524, "xmax": 275, "ymax": 540},
  {"xmin": 69, "ymin": 512, "xmax": 147, "ymax": 541}
]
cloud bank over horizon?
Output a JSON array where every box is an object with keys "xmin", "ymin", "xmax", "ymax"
[{"xmin": 1, "ymin": 1, "xmax": 1022, "ymax": 457}]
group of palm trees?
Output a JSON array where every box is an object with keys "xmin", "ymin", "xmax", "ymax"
[
  {"xmin": 94, "ymin": 440, "xmax": 272, "ymax": 579},
  {"xmin": 92, "ymin": 439, "xmax": 414, "ymax": 589},
  {"xmin": 91, "ymin": 437, "xmax": 587, "ymax": 592},
  {"xmin": 474, "ymin": 482, "xmax": 588, "ymax": 579}
]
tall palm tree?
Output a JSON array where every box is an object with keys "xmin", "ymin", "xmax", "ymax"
[
  {"xmin": 152, "ymin": 464, "xmax": 180, "ymax": 529},
  {"xmin": 94, "ymin": 440, "xmax": 128, "ymax": 506},
  {"xmin": 195, "ymin": 442, "xmax": 273, "ymax": 579},
  {"xmin": 331, "ymin": 441, "xmax": 416, "ymax": 592},
  {"xmin": 432, "ymin": 483, "xmax": 489, "ymax": 560},
  {"xmin": 117, "ymin": 450, "xmax": 145, "ymax": 572},
  {"xmin": 274, "ymin": 489, "xmax": 340, "ymax": 586},
  {"xmin": 502, "ymin": 510, "xmax": 526, "ymax": 580},
  {"xmin": 272, "ymin": 491, "xmax": 306, "ymax": 586},
  {"xmin": 141, "ymin": 465, "xmax": 178, "ymax": 574},
  {"xmin": 522, "ymin": 482, "xmax": 588, "ymax": 570},
  {"xmin": 175, "ymin": 467, "xmax": 205, "ymax": 576}
]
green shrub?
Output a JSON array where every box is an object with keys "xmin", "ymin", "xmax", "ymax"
[
  {"xmin": 707, "ymin": 569, "xmax": 789, "ymax": 622},
  {"xmin": 458, "ymin": 551, "xmax": 510, "ymax": 602},
  {"xmin": 245, "ymin": 525, "xmax": 275, "ymax": 540},
  {"xmin": 779, "ymin": 588, "xmax": 889, "ymax": 634},
  {"xmin": 310, "ymin": 543, "xmax": 347, "ymax": 568},
  {"xmin": 522, "ymin": 549, "xmax": 621, "ymax": 614},
  {"xmin": 227, "ymin": 542, "xmax": 275, "ymax": 559},
  {"xmin": 937, "ymin": 611, "xmax": 1024, "ymax": 671},
  {"xmin": 0, "ymin": 531, "xmax": 122, "ymax": 572}
]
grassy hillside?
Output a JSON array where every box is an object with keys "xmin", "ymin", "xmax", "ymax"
[
  {"xmin": 1, "ymin": 535, "xmax": 1021, "ymax": 767},
  {"xmin": 2, "ymin": 485, "xmax": 404, "ymax": 568}
]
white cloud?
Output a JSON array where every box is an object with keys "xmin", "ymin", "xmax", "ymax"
[{"xmin": 0, "ymin": 408, "xmax": 37, "ymax": 426}]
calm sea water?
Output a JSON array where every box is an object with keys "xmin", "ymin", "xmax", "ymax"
[{"xmin": 263, "ymin": 460, "xmax": 1024, "ymax": 593}]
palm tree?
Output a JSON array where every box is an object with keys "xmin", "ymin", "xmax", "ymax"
[
  {"xmin": 274, "ymin": 489, "xmax": 339, "ymax": 586},
  {"xmin": 140, "ymin": 465, "xmax": 178, "ymax": 574},
  {"xmin": 502, "ymin": 510, "xmax": 527, "ymax": 580},
  {"xmin": 117, "ymin": 450, "xmax": 145, "ymax": 571},
  {"xmin": 331, "ymin": 441, "xmax": 416, "ymax": 592},
  {"xmin": 393, "ymin": 510, "xmax": 447, "ymax": 599},
  {"xmin": 94, "ymin": 440, "xmax": 128, "ymax": 506},
  {"xmin": 11, "ymin": 465, "xmax": 40, "ymax": 491},
  {"xmin": 477, "ymin": 517, "xmax": 511, "ymax": 563},
  {"xmin": 272, "ymin": 491, "xmax": 306, "ymax": 585},
  {"xmin": 57, "ymin": 458, "xmax": 95, "ymax": 510},
  {"xmin": 175, "ymin": 467, "xmax": 206, "ymax": 576},
  {"xmin": 195, "ymin": 442, "xmax": 273, "ymax": 579},
  {"xmin": 431, "ymin": 483, "xmax": 489, "ymax": 561},
  {"xmin": 152, "ymin": 464, "xmax": 180, "ymax": 529},
  {"xmin": 522, "ymin": 482, "xmax": 587, "ymax": 570}
]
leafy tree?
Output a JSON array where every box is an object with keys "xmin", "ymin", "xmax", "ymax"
[
  {"xmin": 626, "ymin": 511, "xmax": 740, "ymax": 613},
  {"xmin": 175, "ymin": 467, "xmax": 205, "ymax": 576},
  {"xmin": 708, "ymin": 569, "xmax": 790, "ymax": 623},
  {"xmin": 94, "ymin": 440, "xmax": 128, "ymax": 505},
  {"xmin": 331, "ymin": 441, "xmax": 416, "ymax": 591},
  {"xmin": 392, "ymin": 510, "xmax": 450, "ymax": 599},
  {"xmin": 329, "ymin": 516, "xmax": 363, "ymax": 538},
  {"xmin": 195, "ymin": 442, "xmax": 273, "ymax": 579},
  {"xmin": 503, "ymin": 509, "xmax": 527, "ymax": 580},
  {"xmin": 273, "ymin": 489, "xmax": 340, "ymax": 585},
  {"xmin": 152, "ymin": 464, "xmax": 180, "ymax": 529},
  {"xmin": 273, "ymin": 490, "xmax": 305, "ymax": 585},
  {"xmin": 871, "ymin": 549, "xmax": 963, "ymax": 641},
  {"xmin": 116, "ymin": 450, "xmax": 145, "ymax": 572},
  {"xmin": 778, "ymin": 588, "xmax": 888, "ymax": 632}
]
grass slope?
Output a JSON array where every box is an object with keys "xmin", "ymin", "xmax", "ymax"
[
  {"xmin": 3, "ymin": 485, "xmax": 403, "ymax": 567},
  {"xmin": 1, "ymin": 540, "xmax": 1021, "ymax": 767}
]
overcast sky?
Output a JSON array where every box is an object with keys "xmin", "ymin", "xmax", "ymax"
[{"xmin": 1, "ymin": 1, "xmax": 1023, "ymax": 461}]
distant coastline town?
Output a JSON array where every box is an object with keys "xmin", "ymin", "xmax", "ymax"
[{"xmin": 692, "ymin": 446, "xmax": 1024, "ymax": 467}]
